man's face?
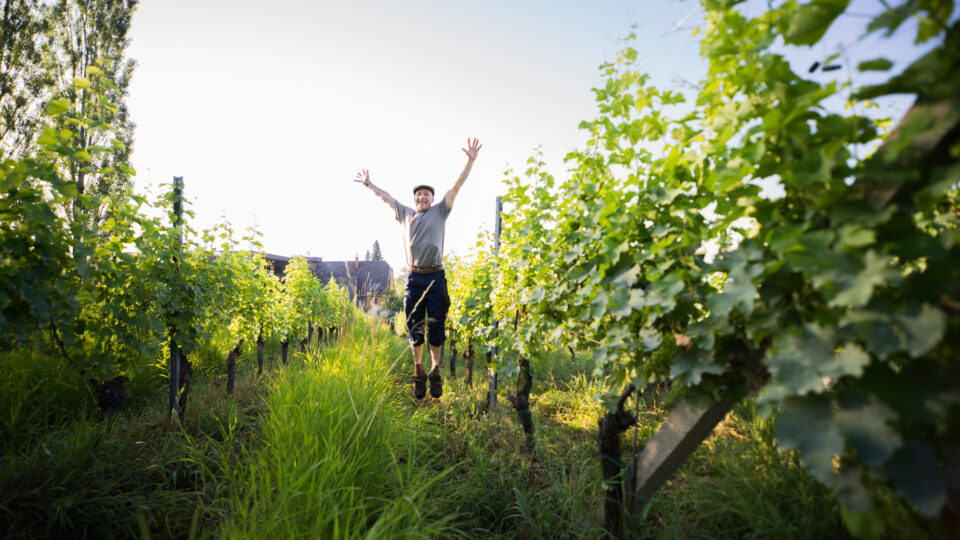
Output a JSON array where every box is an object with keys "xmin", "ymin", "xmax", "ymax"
[{"xmin": 414, "ymin": 188, "xmax": 434, "ymax": 211}]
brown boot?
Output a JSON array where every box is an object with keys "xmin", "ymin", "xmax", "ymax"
[
  {"xmin": 413, "ymin": 365, "xmax": 427, "ymax": 399},
  {"xmin": 428, "ymin": 367, "xmax": 443, "ymax": 399}
]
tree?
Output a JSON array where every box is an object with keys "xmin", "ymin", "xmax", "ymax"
[
  {"xmin": 0, "ymin": 0, "xmax": 51, "ymax": 159},
  {"xmin": 43, "ymin": 0, "xmax": 137, "ymax": 234},
  {"xmin": 371, "ymin": 240, "xmax": 382, "ymax": 261}
]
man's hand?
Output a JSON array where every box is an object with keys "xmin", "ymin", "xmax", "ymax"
[
  {"xmin": 461, "ymin": 138, "xmax": 482, "ymax": 161},
  {"xmin": 354, "ymin": 169, "xmax": 371, "ymax": 187},
  {"xmin": 356, "ymin": 168, "xmax": 396, "ymax": 209},
  {"xmin": 446, "ymin": 138, "xmax": 482, "ymax": 210}
]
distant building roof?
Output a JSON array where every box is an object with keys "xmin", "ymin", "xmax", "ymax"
[
  {"xmin": 314, "ymin": 259, "xmax": 394, "ymax": 298},
  {"xmin": 261, "ymin": 254, "xmax": 393, "ymax": 298},
  {"xmin": 262, "ymin": 254, "xmax": 323, "ymax": 278}
]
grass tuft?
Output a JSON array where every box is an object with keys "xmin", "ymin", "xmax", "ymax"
[{"xmin": 220, "ymin": 319, "xmax": 457, "ymax": 538}]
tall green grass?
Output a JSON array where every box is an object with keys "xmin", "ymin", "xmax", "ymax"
[
  {"xmin": 416, "ymin": 349, "xmax": 876, "ymax": 539},
  {"xmin": 0, "ymin": 341, "xmax": 267, "ymax": 538},
  {"xmin": 635, "ymin": 401, "xmax": 849, "ymax": 539},
  {"xmin": 0, "ymin": 348, "xmax": 94, "ymax": 447},
  {"xmin": 220, "ymin": 318, "xmax": 456, "ymax": 538},
  {"xmin": 420, "ymin": 352, "xmax": 611, "ymax": 538}
]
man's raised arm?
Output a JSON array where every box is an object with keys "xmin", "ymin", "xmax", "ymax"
[
  {"xmin": 444, "ymin": 138, "xmax": 482, "ymax": 210},
  {"xmin": 354, "ymin": 169, "xmax": 396, "ymax": 210}
]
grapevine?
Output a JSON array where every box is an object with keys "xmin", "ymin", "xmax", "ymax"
[{"xmin": 470, "ymin": 0, "xmax": 960, "ymax": 530}]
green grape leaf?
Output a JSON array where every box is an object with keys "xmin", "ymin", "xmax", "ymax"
[
  {"xmin": 75, "ymin": 259, "xmax": 94, "ymax": 280},
  {"xmin": 831, "ymin": 343, "xmax": 871, "ymax": 379},
  {"xmin": 797, "ymin": 230, "xmax": 836, "ymax": 255},
  {"xmin": 669, "ymin": 349, "xmax": 723, "ymax": 385},
  {"xmin": 768, "ymin": 224, "xmax": 807, "ymax": 257},
  {"xmin": 592, "ymin": 345, "xmax": 611, "ymax": 369},
  {"xmin": 650, "ymin": 272, "xmax": 684, "ymax": 299},
  {"xmin": 628, "ymin": 288, "xmax": 647, "ymax": 309},
  {"xmin": 639, "ymin": 327, "xmax": 661, "ymax": 351},
  {"xmin": 894, "ymin": 303, "xmax": 945, "ymax": 358},
  {"xmin": 828, "ymin": 250, "xmax": 896, "ymax": 308},
  {"xmin": 865, "ymin": 3, "xmax": 912, "ymax": 36},
  {"xmin": 607, "ymin": 286, "xmax": 633, "ymax": 319},
  {"xmin": 529, "ymin": 287, "xmax": 546, "ymax": 303},
  {"xmin": 842, "ymin": 311, "xmax": 903, "ymax": 359},
  {"xmin": 915, "ymin": 16, "xmax": 940, "ymax": 43},
  {"xmin": 837, "ymin": 225, "xmax": 876, "ymax": 249},
  {"xmin": 762, "ymin": 325, "xmax": 837, "ymax": 400},
  {"xmin": 588, "ymin": 289, "xmax": 608, "ymax": 319},
  {"xmin": 857, "ymin": 58, "xmax": 893, "ymax": 71},
  {"xmin": 563, "ymin": 244, "xmax": 584, "ymax": 264},
  {"xmin": 775, "ymin": 395, "xmax": 844, "ymax": 483},
  {"xmin": 834, "ymin": 394, "xmax": 901, "ymax": 466},
  {"xmin": 784, "ymin": 0, "xmax": 850, "ymax": 46},
  {"xmin": 610, "ymin": 262, "xmax": 642, "ymax": 288},
  {"xmin": 644, "ymin": 288, "xmax": 676, "ymax": 316},
  {"xmin": 840, "ymin": 507, "xmax": 885, "ymax": 540},
  {"xmin": 834, "ymin": 466, "xmax": 875, "ymax": 512},
  {"xmin": 705, "ymin": 262, "xmax": 759, "ymax": 317},
  {"xmin": 885, "ymin": 442, "xmax": 947, "ymax": 516},
  {"xmin": 567, "ymin": 261, "xmax": 594, "ymax": 283}
]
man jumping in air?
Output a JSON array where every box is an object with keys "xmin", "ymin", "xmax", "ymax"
[{"xmin": 355, "ymin": 138, "xmax": 482, "ymax": 399}]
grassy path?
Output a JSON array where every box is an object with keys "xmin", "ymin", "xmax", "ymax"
[
  {"xmin": 223, "ymin": 319, "xmax": 861, "ymax": 538},
  {"xmin": 219, "ymin": 321, "xmax": 454, "ymax": 538}
]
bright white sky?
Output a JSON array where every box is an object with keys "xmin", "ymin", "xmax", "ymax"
[{"xmin": 125, "ymin": 0, "xmax": 933, "ymax": 274}]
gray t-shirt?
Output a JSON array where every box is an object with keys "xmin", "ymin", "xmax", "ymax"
[{"xmin": 392, "ymin": 197, "xmax": 450, "ymax": 268}]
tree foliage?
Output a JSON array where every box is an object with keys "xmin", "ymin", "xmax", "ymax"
[
  {"xmin": 0, "ymin": 0, "xmax": 50, "ymax": 159},
  {"xmin": 45, "ymin": 0, "xmax": 137, "ymax": 233}
]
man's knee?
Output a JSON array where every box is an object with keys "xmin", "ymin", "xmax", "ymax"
[
  {"xmin": 407, "ymin": 318, "xmax": 426, "ymax": 346},
  {"xmin": 426, "ymin": 317, "xmax": 446, "ymax": 347}
]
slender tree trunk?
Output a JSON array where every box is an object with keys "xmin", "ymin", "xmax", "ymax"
[
  {"xmin": 307, "ymin": 321, "xmax": 313, "ymax": 343},
  {"xmin": 318, "ymin": 326, "xmax": 325, "ymax": 345},
  {"xmin": 464, "ymin": 342, "xmax": 474, "ymax": 387},
  {"xmin": 568, "ymin": 346, "xmax": 575, "ymax": 363},
  {"xmin": 281, "ymin": 339, "xmax": 289, "ymax": 365},
  {"xmin": 226, "ymin": 339, "xmax": 242, "ymax": 394},
  {"xmin": 598, "ymin": 385, "xmax": 637, "ymax": 536},
  {"xmin": 256, "ymin": 331, "xmax": 264, "ymax": 376},
  {"xmin": 0, "ymin": 1, "xmax": 14, "ymax": 101}
]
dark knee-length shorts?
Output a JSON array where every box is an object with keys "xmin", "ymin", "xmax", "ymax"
[{"xmin": 404, "ymin": 270, "xmax": 450, "ymax": 347}]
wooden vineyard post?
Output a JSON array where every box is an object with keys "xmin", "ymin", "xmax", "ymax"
[
  {"xmin": 488, "ymin": 196, "xmax": 502, "ymax": 409},
  {"xmin": 168, "ymin": 176, "xmax": 184, "ymax": 422},
  {"xmin": 629, "ymin": 399, "xmax": 733, "ymax": 507},
  {"xmin": 167, "ymin": 340, "xmax": 180, "ymax": 420},
  {"xmin": 449, "ymin": 339, "xmax": 457, "ymax": 377}
]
